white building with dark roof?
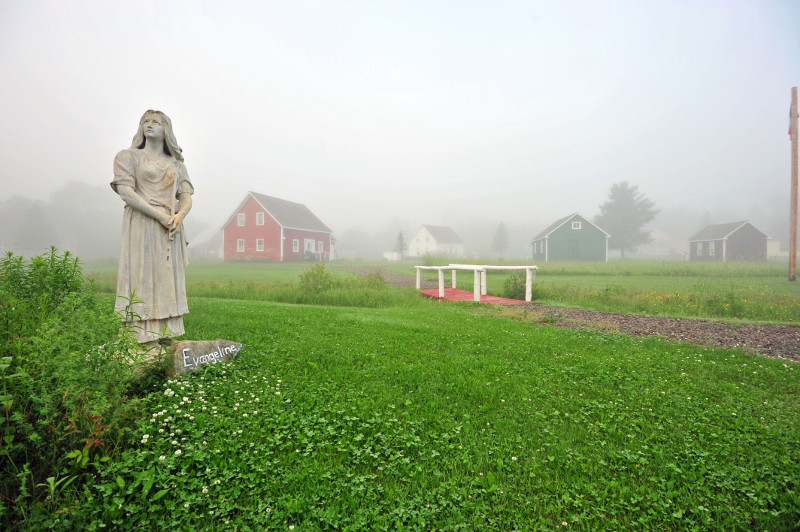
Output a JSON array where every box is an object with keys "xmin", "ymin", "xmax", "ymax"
[{"xmin": 408, "ymin": 225, "xmax": 464, "ymax": 258}]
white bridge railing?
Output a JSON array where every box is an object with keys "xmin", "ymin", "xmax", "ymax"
[{"xmin": 414, "ymin": 264, "xmax": 538, "ymax": 302}]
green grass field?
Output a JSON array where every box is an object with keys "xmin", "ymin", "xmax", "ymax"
[
  {"xmin": 36, "ymin": 259, "xmax": 792, "ymax": 529},
  {"xmin": 66, "ymin": 295, "xmax": 798, "ymax": 529}
]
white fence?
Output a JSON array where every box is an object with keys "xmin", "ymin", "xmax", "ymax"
[{"xmin": 415, "ymin": 264, "xmax": 538, "ymax": 302}]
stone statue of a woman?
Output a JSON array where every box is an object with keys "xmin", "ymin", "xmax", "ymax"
[{"xmin": 111, "ymin": 110, "xmax": 193, "ymax": 344}]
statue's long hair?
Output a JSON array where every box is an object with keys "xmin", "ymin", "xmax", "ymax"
[{"xmin": 130, "ymin": 110, "xmax": 184, "ymax": 162}]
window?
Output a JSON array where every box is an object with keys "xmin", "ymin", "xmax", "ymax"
[
  {"xmin": 292, "ymin": 239, "xmax": 299, "ymax": 253},
  {"xmin": 709, "ymin": 241, "xmax": 716, "ymax": 256},
  {"xmin": 304, "ymin": 239, "xmax": 315, "ymax": 252},
  {"xmin": 256, "ymin": 212, "xmax": 264, "ymax": 226},
  {"xmin": 318, "ymin": 241, "xmax": 323, "ymax": 253},
  {"xmin": 237, "ymin": 213, "xmax": 245, "ymax": 226},
  {"xmin": 572, "ymin": 221, "xmax": 582, "ymax": 230},
  {"xmin": 237, "ymin": 239, "xmax": 245, "ymax": 252},
  {"xmin": 697, "ymin": 242, "xmax": 704, "ymax": 256},
  {"xmin": 256, "ymin": 239, "xmax": 264, "ymax": 251}
]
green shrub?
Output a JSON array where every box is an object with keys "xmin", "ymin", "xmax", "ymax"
[
  {"xmin": 0, "ymin": 249, "xmax": 161, "ymax": 528},
  {"xmin": 0, "ymin": 248, "xmax": 83, "ymax": 358},
  {"xmin": 502, "ymin": 271, "xmax": 540, "ymax": 301},
  {"xmin": 298, "ymin": 262, "xmax": 338, "ymax": 293}
]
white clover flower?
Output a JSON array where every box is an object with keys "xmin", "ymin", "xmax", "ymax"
[
  {"xmin": 159, "ymin": 455, "xmax": 166, "ymax": 460},
  {"xmin": 202, "ymin": 486, "xmax": 209, "ymax": 494},
  {"xmin": 175, "ymin": 449, "xmax": 182, "ymax": 456}
]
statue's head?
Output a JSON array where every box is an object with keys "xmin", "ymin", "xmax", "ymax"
[{"xmin": 130, "ymin": 110, "xmax": 184, "ymax": 162}]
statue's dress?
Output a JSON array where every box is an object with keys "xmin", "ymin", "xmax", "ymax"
[{"xmin": 111, "ymin": 148, "xmax": 194, "ymax": 342}]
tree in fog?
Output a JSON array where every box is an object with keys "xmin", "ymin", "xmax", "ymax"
[
  {"xmin": 594, "ymin": 181, "xmax": 658, "ymax": 259},
  {"xmin": 491, "ymin": 222, "xmax": 508, "ymax": 257},
  {"xmin": 394, "ymin": 232, "xmax": 407, "ymax": 258}
]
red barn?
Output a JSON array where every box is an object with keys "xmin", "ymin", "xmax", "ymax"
[{"xmin": 222, "ymin": 192, "xmax": 335, "ymax": 262}]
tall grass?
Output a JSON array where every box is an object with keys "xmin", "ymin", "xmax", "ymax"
[
  {"xmin": 85, "ymin": 259, "xmax": 800, "ymax": 320},
  {"xmin": 86, "ymin": 262, "xmax": 422, "ymax": 308},
  {"xmin": 412, "ymin": 261, "xmax": 799, "ymax": 323}
]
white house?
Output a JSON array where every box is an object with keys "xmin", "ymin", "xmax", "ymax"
[{"xmin": 408, "ymin": 225, "xmax": 464, "ymax": 257}]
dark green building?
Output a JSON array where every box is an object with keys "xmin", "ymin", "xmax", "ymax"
[{"xmin": 531, "ymin": 213, "xmax": 609, "ymax": 262}]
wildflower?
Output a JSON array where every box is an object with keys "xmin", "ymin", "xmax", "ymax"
[
  {"xmin": 202, "ymin": 486, "xmax": 209, "ymax": 494},
  {"xmin": 175, "ymin": 449, "xmax": 182, "ymax": 456},
  {"xmin": 512, "ymin": 456, "xmax": 517, "ymax": 461},
  {"xmin": 215, "ymin": 479, "xmax": 221, "ymax": 485},
  {"xmin": 159, "ymin": 455, "xmax": 166, "ymax": 461}
]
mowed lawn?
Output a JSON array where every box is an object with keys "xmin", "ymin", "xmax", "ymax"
[{"xmin": 71, "ymin": 267, "xmax": 800, "ymax": 530}]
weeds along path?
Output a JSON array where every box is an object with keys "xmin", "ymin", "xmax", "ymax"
[{"xmin": 344, "ymin": 266, "xmax": 800, "ymax": 361}]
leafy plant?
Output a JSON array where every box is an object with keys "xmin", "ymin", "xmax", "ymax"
[
  {"xmin": 298, "ymin": 262, "xmax": 338, "ymax": 293},
  {"xmin": 0, "ymin": 249, "xmax": 165, "ymax": 529}
]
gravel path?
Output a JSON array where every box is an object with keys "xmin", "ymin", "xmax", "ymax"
[
  {"xmin": 517, "ymin": 304, "xmax": 800, "ymax": 361},
  {"xmin": 350, "ymin": 268, "xmax": 800, "ymax": 361}
]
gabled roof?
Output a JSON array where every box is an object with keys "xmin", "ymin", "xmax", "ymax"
[
  {"xmin": 223, "ymin": 192, "xmax": 332, "ymax": 233},
  {"xmin": 531, "ymin": 213, "xmax": 610, "ymax": 241},
  {"xmin": 419, "ymin": 225, "xmax": 463, "ymax": 244},
  {"xmin": 688, "ymin": 221, "xmax": 769, "ymax": 242}
]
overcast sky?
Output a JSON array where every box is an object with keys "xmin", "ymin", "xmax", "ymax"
[{"xmin": 1, "ymin": 0, "xmax": 798, "ymax": 242}]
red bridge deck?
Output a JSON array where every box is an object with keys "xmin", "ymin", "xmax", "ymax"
[{"xmin": 420, "ymin": 288, "xmax": 525, "ymax": 305}]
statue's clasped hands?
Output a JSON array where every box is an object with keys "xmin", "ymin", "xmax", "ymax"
[{"xmin": 167, "ymin": 211, "xmax": 184, "ymax": 240}]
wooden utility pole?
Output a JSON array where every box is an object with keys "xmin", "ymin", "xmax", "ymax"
[{"xmin": 791, "ymin": 87, "xmax": 798, "ymax": 281}]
